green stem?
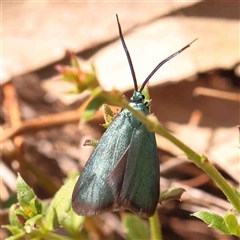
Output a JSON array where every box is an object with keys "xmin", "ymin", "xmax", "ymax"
[
  {"xmin": 149, "ymin": 211, "xmax": 163, "ymax": 240},
  {"xmin": 37, "ymin": 219, "xmax": 47, "ymax": 234}
]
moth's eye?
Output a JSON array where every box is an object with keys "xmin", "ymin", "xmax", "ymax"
[{"xmin": 142, "ymin": 95, "xmax": 145, "ymax": 100}]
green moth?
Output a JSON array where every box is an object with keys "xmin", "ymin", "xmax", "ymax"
[{"xmin": 72, "ymin": 15, "xmax": 197, "ymax": 218}]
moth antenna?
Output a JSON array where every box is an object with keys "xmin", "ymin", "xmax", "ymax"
[
  {"xmin": 140, "ymin": 38, "xmax": 198, "ymax": 92},
  {"xmin": 116, "ymin": 14, "xmax": 138, "ymax": 91}
]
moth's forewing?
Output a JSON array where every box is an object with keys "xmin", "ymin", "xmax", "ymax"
[{"xmin": 72, "ymin": 111, "xmax": 135, "ymax": 216}]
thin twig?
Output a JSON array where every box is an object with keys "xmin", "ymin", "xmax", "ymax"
[
  {"xmin": 3, "ymin": 83, "xmax": 25, "ymax": 173},
  {"xmin": 1, "ymin": 96, "xmax": 92, "ymax": 142}
]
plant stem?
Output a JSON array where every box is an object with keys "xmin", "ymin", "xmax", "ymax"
[{"xmin": 149, "ymin": 211, "xmax": 163, "ymax": 240}]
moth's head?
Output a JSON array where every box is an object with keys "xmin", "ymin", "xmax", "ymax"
[{"xmin": 131, "ymin": 91, "xmax": 145, "ymax": 103}]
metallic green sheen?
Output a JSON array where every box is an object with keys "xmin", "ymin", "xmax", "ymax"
[{"xmin": 72, "ymin": 91, "xmax": 160, "ymax": 218}]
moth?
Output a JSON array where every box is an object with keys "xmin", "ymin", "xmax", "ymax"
[{"xmin": 72, "ymin": 14, "xmax": 196, "ymax": 218}]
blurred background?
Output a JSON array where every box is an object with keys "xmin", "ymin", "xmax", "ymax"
[{"xmin": 1, "ymin": 1, "xmax": 239, "ymax": 239}]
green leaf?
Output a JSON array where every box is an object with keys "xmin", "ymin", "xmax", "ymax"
[
  {"xmin": 15, "ymin": 208, "xmax": 29, "ymax": 220},
  {"xmin": 16, "ymin": 174, "xmax": 42, "ymax": 219},
  {"xmin": 224, "ymin": 211, "xmax": 240, "ymax": 236},
  {"xmin": 29, "ymin": 196, "xmax": 42, "ymax": 215},
  {"xmin": 159, "ymin": 188, "xmax": 185, "ymax": 203},
  {"xmin": 83, "ymin": 139, "xmax": 98, "ymax": 147},
  {"xmin": 45, "ymin": 176, "xmax": 78, "ymax": 231},
  {"xmin": 141, "ymin": 85, "xmax": 150, "ymax": 102},
  {"xmin": 16, "ymin": 174, "xmax": 35, "ymax": 209},
  {"xmin": 62, "ymin": 208, "xmax": 86, "ymax": 238},
  {"xmin": 4, "ymin": 230, "xmax": 25, "ymax": 240},
  {"xmin": 141, "ymin": 85, "xmax": 152, "ymax": 113},
  {"xmin": 123, "ymin": 214, "xmax": 150, "ymax": 240},
  {"xmin": 102, "ymin": 104, "xmax": 115, "ymax": 128},
  {"xmin": 9, "ymin": 204, "xmax": 23, "ymax": 229},
  {"xmin": 57, "ymin": 63, "xmax": 99, "ymax": 94},
  {"xmin": 25, "ymin": 214, "xmax": 43, "ymax": 227},
  {"xmin": 3, "ymin": 225, "xmax": 24, "ymax": 236},
  {"xmin": 82, "ymin": 96, "xmax": 105, "ymax": 122},
  {"xmin": 192, "ymin": 211, "xmax": 230, "ymax": 234}
]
